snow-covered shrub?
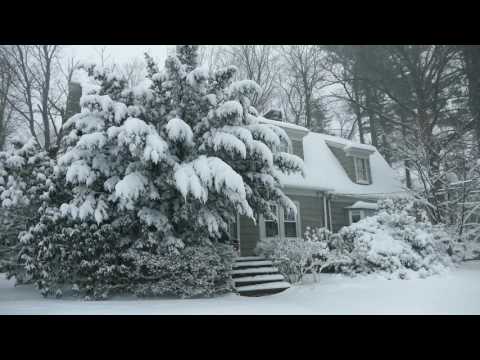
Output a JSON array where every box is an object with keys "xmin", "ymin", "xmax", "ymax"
[
  {"xmin": 19, "ymin": 45, "xmax": 303, "ymax": 298},
  {"xmin": 19, "ymin": 208, "xmax": 234, "ymax": 299},
  {"xmin": 127, "ymin": 243, "xmax": 234, "ymax": 298},
  {"xmin": 336, "ymin": 198, "xmax": 453, "ymax": 279},
  {"xmin": 255, "ymin": 236, "xmax": 329, "ymax": 283}
]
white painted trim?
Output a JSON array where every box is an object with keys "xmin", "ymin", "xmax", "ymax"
[
  {"xmin": 348, "ymin": 209, "xmax": 366, "ymax": 225},
  {"xmin": 259, "ymin": 205, "xmax": 280, "ymax": 240},
  {"xmin": 259, "ymin": 201, "xmax": 301, "ymax": 241},
  {"xmin": 283, "ymin": 200, "xmax": 301, "ymax": 239}
]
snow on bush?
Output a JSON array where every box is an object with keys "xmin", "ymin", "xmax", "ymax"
[
  {"xmin": 0, "ymin": 140, "xmax": 64, "ymax": 279},
  {"xmin": 18, "ymin": 209, "xmax": 234, "ymax": 299},
  {"xmin": 256, "ymin": 226, "xmax": 352, "ymax": 284},
  {"xmin": 256, "ymin": 198, "xmax": 454, "ymax": 284},
  {"xmin": 336, "ymin": 198, "xmax": 454, "ymax": 279},
  {"xmin": 255, "ymin": 235, "xmax": 330, "ymax": 284},
  {"xmin": 16, "ymin": 45, "xmax": 304, "ymax": 299}
]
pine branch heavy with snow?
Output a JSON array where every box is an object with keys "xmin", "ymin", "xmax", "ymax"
[{"xmin": 18, "ymin": 45, "xmax": 304, "ymax": 299}]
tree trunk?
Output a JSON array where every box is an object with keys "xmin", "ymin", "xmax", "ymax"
[{"xmin": 364, "ymin": 84, "xmax": 378, "ymax": 147}]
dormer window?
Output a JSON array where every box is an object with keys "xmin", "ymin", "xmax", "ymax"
[{"xmin": 354, "ymin": 157, "xmax": 370, "ymax": 184}]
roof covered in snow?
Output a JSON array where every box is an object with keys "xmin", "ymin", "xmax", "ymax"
[
  {"xmin": 345, "ymin": 201, "xmax": 379, "ymax": 210},
  {"xmin": 259, "ymin": 117, "xmax": 309, "ymax": 133},
  {"xmin": 262, "ymin": 119, "xmax": 406, "ymax": 198}
]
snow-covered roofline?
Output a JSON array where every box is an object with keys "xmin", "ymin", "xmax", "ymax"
[
  {"xmin": 324, "ymin": 139, "xmax": 375, "ymax": 156},
  {"xmin": 345, "ymin": 201, "xmax": 379, "ymax": 210},
  {"xmin": 258, "ymin": 117, "xmax": 309, "ymax": 133}
]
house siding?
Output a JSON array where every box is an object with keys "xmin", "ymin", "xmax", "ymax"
[
  {"xmin": 287, "ymin": 193, "xmax": 325, "ymax": 233},
  {"xmin": 238, "ymin": 193, "xmax": 325, "ymax": 256},
  {"xmin": 239, "ymin": 215, "xmax": 259, "ymax": 256}
]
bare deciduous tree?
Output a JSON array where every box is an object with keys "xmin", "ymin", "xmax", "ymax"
[
  {"xmin": 0, "ymin": 47, "xmax": 15, "ymax": 150},
  {"xmin": 222, "ymin": 45, "xmax": 280, "ymax": 114},
  {"xmin": 4, "ymin": 45, "xmax": 76, "ymax": 153},
  {"xmin": 120, "ymin": 57, "xmax": 146, "ymax": 88},
  {"xmin": 278, "ymin": 45, "xmax": 328, "ymax": 130}
]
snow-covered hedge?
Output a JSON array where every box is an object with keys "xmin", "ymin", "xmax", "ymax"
[
  {"xmin": 335, "ymin": 198, "xmax": 454, "ymax": 279},
  {"xmin": 18, "ymin": 209, "xmax": 234, "ymax": 299}
]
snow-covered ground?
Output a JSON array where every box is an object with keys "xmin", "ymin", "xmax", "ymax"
[{"xmin": 1, "ymin": 261, "xmax": 479, "ymax": 315}]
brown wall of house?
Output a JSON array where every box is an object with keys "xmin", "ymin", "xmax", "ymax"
[
  {"xmin": 287, "ymin": 193, "xmax": 325, "ymax": 234},
  {"xmin": 329, "ymin": 195, "xmax": 359, "ymax": 232},
  {"xmin": 239, "ymin": 215, "xmax": 259, "ymax": 256},
  {"xmin": 238, "ymin": 192, "xmax": 325, "ymax": 256}
]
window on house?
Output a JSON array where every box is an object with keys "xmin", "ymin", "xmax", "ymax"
[
  {"xmin": 284, "ymin": 204, "xmax": 298, "ymax": 238},
  {"xmin": 354, "ymin": 157, "xmax": 370, "ymax": 184},
  {"xmin": 264, "ymin": 205, "xmax": 279, "ymax": 238},
  {"xmin": 349, "ymin": 210, "xmax": 363, "ymax": 224}
]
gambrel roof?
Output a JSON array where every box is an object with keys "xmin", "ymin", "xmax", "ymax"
[{"xmin": 260, "ymin": 118, "xmax": 406, "ymax": 199}]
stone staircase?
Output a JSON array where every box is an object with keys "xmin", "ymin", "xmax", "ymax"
[{"xmin": 232, "ymin": 256, "xmax": 290, "ymax": 297}]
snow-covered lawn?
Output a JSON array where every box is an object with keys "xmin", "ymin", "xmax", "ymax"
[{"xmin": 1, "ymin": 261, "xmax": 480, "ymax": 315}]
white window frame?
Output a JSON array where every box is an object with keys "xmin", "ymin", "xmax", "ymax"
[
  {"xmin": 261, "ymin": 204, "xmax": 280, "ymax": 240},
  {"xmin": 353, "ymin": 156, "xmax": 370, "ymax": 184},
  {"xmin": 259, "ymin": 201, "xmax": 301, "ymax": 240},
  {"xmin": 348, "ymin": 209, "xmax": 365, "ymax": 224}
]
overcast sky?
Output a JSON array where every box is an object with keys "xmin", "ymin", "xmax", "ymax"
[{"xmin": 66, "ymin": 45, "xmax": 172, "ymax": 66}]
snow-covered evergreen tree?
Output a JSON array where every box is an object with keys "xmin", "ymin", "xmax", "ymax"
[
  {"xmin": 0, "ymin": 139, "xmax": 65, "ymax": 280},
  {"xmin": 19, "ymin": 45, "xmax": 304, "ymax": 299}
]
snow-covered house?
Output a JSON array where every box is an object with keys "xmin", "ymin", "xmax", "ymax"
[
  {"xmin": 233, "ymin": 114, "xmax": 406, "ymax": 256},
  {"xmin": 65, "ymin": 83, "xmax": 404, "ymax": 257}
]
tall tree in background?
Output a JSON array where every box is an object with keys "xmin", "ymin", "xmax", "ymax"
[
  {"xmin": 460, "ymin": 45, "xmax": 480, "ymax": 154},
  {"xmin": 278, "ymin": 45, "xmax": 328, "ymax": 130},
  {"xmin": 324, "ymin": 45, "xmax": 470, "ymax": 223},
  {"xmin": 4, "ymin": 45, "xmax": 63, "ymax": 152},
  {"xmin": 0, "ymin": 47, "xmax": 15, "ymax": 150}
]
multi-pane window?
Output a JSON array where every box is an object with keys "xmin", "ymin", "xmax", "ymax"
[
  {"xmin": 262, "ymin": 202, "xmax": 300, "ymax": 239},
  {"xmin": 264, "ymin": 205, "xmax": 279, "ymax": 238},
  {"xmin": 283, "ymin": 205, "xmax": 298, "ymax": 238},
  {"xmin": 354, "ymin": 157, "xmax": 370, "ymax": 184}
]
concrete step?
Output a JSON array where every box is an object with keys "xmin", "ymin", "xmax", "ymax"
[
  {"xmin": 233, "ymin": 274, "xmax": 285, "ymax": 287},
  {"xmin": 232, "ymin": 260, "xmax": 273, "ymax": 268},
  {"xmin": 236, "ymin": 281, "xmax": 291, "ymax": 297},
  {"xmin": 231, "ymin": 266, "xmax": 279, "ymax": 277},
  {"xmin": 235, "ymin": 256, "xmax": 267, "ymax": 262}
]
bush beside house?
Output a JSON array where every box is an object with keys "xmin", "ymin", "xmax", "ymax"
[{"xmin": 256, "ymin": 198, "xmax": 455, "ymax": 282}]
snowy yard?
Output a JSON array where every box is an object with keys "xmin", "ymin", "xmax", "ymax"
[{"xmin": 1, "ymin": 261, "xmax": 479, "ymax": 315}]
